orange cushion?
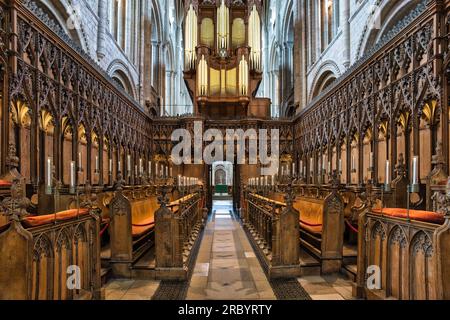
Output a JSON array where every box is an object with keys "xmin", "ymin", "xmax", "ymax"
[
  {"xmin": 373, "ymin": 208, "xmax": 445, "ymax": 225},
  {"xmin": 132, "ymin": 217, "xmax": 155, "ymax": 239},
  {"xmin": 0, "ymin": 180, "xmax": 11, "ymax": 187},
  {"xmin": 294, "ymin": 199, "xmax": 324, "ymax": 235},
  {"xmin": 22, "ymin": 209, "xmax": 90, "ymax": 228},
  {"xmin": 300, "ymin": 221, "xmax": 322, "ymax": 235}
]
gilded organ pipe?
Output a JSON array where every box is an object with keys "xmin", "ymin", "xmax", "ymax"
[
  {"xmin": 184, "ymin": 4, "xmax": 198, "ymax": 70},
  {"xmin": 248, "ymin": 5, "xmax": 261, "ymax": 71}
]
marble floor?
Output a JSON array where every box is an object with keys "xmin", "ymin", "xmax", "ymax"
[
  {"xmin": 104, "ymin": 200, "xmax": 355, "ymax": 300},
  {"xmin": 186, "ymin": 200, "xmax": 276, "ymax": 300}
]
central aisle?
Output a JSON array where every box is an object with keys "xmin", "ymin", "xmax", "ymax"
[{"xmin": 186, "ymin": 201, "xmax": 276, "ymax": 300}]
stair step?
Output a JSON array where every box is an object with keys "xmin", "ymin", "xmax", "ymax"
[
  {"xmin": 101, "ymin": 267, "xmax": 112, "ymax": 286},
  {"xmin": 341, "ymin": 264, "xmax": 357, "ymax": 282}
]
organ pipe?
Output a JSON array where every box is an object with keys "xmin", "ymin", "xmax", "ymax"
[
  {"xmin": 198, "ymin": 55, "xmax": 208, "ymax": 96},
  {"xmin": 184, "ymin": 4, "xmax": 198, "ymax": 70},
  {"xmin": 217, "ymin": 0, "xmax": 229, "ymax": 52},
  {"xmin": 239, "ymin": 56, "xmax": 248, "ymax": 96},
  {"xmin": 248, "ymin": 5, "xmax": 261, "ymax": 71}
]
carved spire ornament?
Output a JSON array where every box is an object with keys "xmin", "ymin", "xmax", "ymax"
[
  {"xmin": 395, "ymin": 153, "xmax": 406, "ymax": 178},
  {"xmin": 1, "ymin": 179, "xmax": 30, "ymax": 222}
]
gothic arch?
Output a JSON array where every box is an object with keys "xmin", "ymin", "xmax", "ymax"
[
  {"xmin": 107, "ymin": 60, "xmax": 137, "ymax": 99},
  {"xmin": 39, "ymin": 0, "xmax": 89, "ymax": 53},
  {"xmin": 357, "ymin": 0, "xmax": 423, "ymax": 58},
  {"xmin": 310, "ymin": 61, "xmax": 340, "ymax": 100}
]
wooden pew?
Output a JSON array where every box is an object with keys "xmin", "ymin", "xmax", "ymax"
[
  {"xmin": 109, "ymin": 181, "xmax": 159, "ymax": 278},
  {"xmin": 354, "ymin": 182, "xmax": 450, "ymax": 300},
  {"xmin": 242, "ymin": 190, "xmax": 301, "ymax": 279},
  {"xmin": 0, "ymin": 179, "xmax": 101, "ymax": 300},
  {"xmin": 291, "ymin": 181, "xmax": 345, "ymax": 273},
  {"xmin": 155, "ymin": 187, "xmax": 206, "ymax": 280}
]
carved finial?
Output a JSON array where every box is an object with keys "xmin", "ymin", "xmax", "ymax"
[
  {"xmin": 284, "ymin": 182, "xmax": 295, "ymax": 208},
  {"xmin": 395, "ymin": 153, "xmax": 406, "ymax": 177},
  {"xmin": 6, "ymin": 143, "xmax": 19, "ymax": 170},
  {"xmin": 1, "ymin": 178, "xmax": 30, "ymax": 222},
  {"xmin": 445, "ymin": 177, "xmax": 450, "ymax": 218},
  {"xmin": 157, "ymin": 184, "xmax": 170, "ymax": 208},
  {"xmin": 115, "ymin": 172, "xmax": 125, "ymax": 191},
  {"xmin": 432, "ymin": 142, "xmax": 445, "ymax": 166},
  {"xmin": 51, "ymin": 165, "xmax": 62, "ymax": 192},
  {"xmin": 364, "ymin": 180, "xmax": 374, "ymax": 210},
  {"xmin": 330, "ymin": 170, "xmax": 340, "ymax": 189},
  {"xmin": 81, "ymin": 180, "xmax": 96, "ymax": 209}
]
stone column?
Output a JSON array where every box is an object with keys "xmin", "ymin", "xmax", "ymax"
[
  {"xmin": 341, "ymin": 0, "xmax": 351, "ymax": 68},
  {"xmin": 315, "ymin": 0, "xmax": 322, "ymax": 55},
  {"xmin": 151, "ymin": 41, "xmax": 160, "ymax": 89},
  {"xmin": 97, "ymin": 0, "xmax": 108, "ymax": 60}
]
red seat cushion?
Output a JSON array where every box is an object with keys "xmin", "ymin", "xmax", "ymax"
[
  {"xmin": 132, "ymin": 216, "xmax": 155, "ymax": 239},
  {"xmin": 299, "ymin": 220, "xmax": 323, "ymax": 235},
  {"xmin": 0, "ymin": 180, "xmax": 12, "ymax": 187},
  {"xmin": 22, "ymin": 209, "xmax": 90, "ymax": 228},
  {"xmin": 373, "ymin": 208, "xmax": 445, "ymax": 225}
]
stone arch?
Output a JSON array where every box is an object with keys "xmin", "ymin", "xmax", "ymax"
[
  {"xmin": 357, "ymin": 0, "xmax": 424, "ymax": 59},
  {"xmin": 107, "ymin": 60, "xmax": 137, "ymax": 99},
  {"xmin": 38, "ymin": 0, "xmax": 89, "ymax": 53},
  {"xmin": 310, "ymin": 61, "xmax": 340, "ymax": 100}
]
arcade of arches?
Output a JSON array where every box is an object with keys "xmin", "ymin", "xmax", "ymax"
[{"xmin": 0, "ymin": 0, "xmax": 449, "ymax": 301}]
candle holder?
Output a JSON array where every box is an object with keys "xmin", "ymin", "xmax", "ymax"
[{"xmin": 108, "ymin": 171, "xmax": 113, "ymax": 187}]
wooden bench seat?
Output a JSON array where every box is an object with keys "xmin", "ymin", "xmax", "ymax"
[
  {"xmin": 0, "ymin": 180, "xmax": 12, "ymax": 187},
  {"xmin": 293, "ymin": 199, "xmax": 324, "ymax": 236},
  {"xmin": 372, "ymin": 208, "xmax": 445, "ymax": 225},
  {"xmin": 0, "ymin": 180, "xmax": 101, "ymax": 300},
  {"xmin": 132, "ymin": 216, "xmax": 155, "ymax": 239},
  {"xmin": 21, "ymin": 209, "xmax": 90, "ymax": 228},
  {"xmin": 109, "ymin": 185, "xmax": 162, "ymax": 277}
]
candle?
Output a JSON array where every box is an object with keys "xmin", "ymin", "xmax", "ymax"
[
  {"xmin": 165, "ymin": 166, "xmax": 169, "ymax": 177},
  {"xmin": 148, "ymin": 161, "xmax": 152, "ymax": 176},
  {"xmin": 169, "ymin": 167, "xmax": 173, "ymax": 177},
  {"xmin": 47, "ymin": 157, "xmax": 52, "ymax": 187},
  {"xmin": 352, "ymin": 155, "xmax": 355, "ymax": 171},
  {"xmin": 118, "ymin": 160, "xmax": 121, "ymax": 172},
  {"xmin": 328, "ymin": 161, "xmax": 331, "ymax": 173},
  {"xmin": 339, "ymin": 159, "xmax": 342, "ymax": 172},
  {"xmin": 127, "ymin": 155, "xmax": 131, "ymax": 172},
  {"xmin": 370, "ymin": 152, "xmax": 374, "ymax": 168},
  {"xmin": 139, "ymin": 159, "xmax": 143, "ymax": 175},
  {"xmin": 310, "ymin": 158, "xmax": 313, "ymax": 174},
  {"xmin": 78, "ymin": 152, "xmax": 82, "ymax": 170},
  {"xmin": 135, "ymin": 165, "xmax": 138, "ymax": 176},
  {"xmin": 281, "ymin": 166, "xmax": 284, "ymax": 176},
  {"xmin": 70, "ymin": 161, "xmax": 75, "ymax": 188},
  {"xmin": 385, "ymin": 160, "xmax": 391, "ymax": 185},
  {"xmin": 292, "ymin": 163, "xmax": 296, "ymax": 175},
  {"xmin": 109, "ymin": 159, "xmax": 112, "ymax": 173},
  {"xmin": 95, "ymin": 156, "xmax": 99, "ymax": 172},
  {"xmin": 412, "ymin": 156, "xmax": 419, "ymax": 185},
  {"xmin": 265, "ymin": 176, "xmax": 268, "ymax": 186},
  {"xmin": 300, "ymin": 161, "xmax": 303, "ymax": 175}
]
